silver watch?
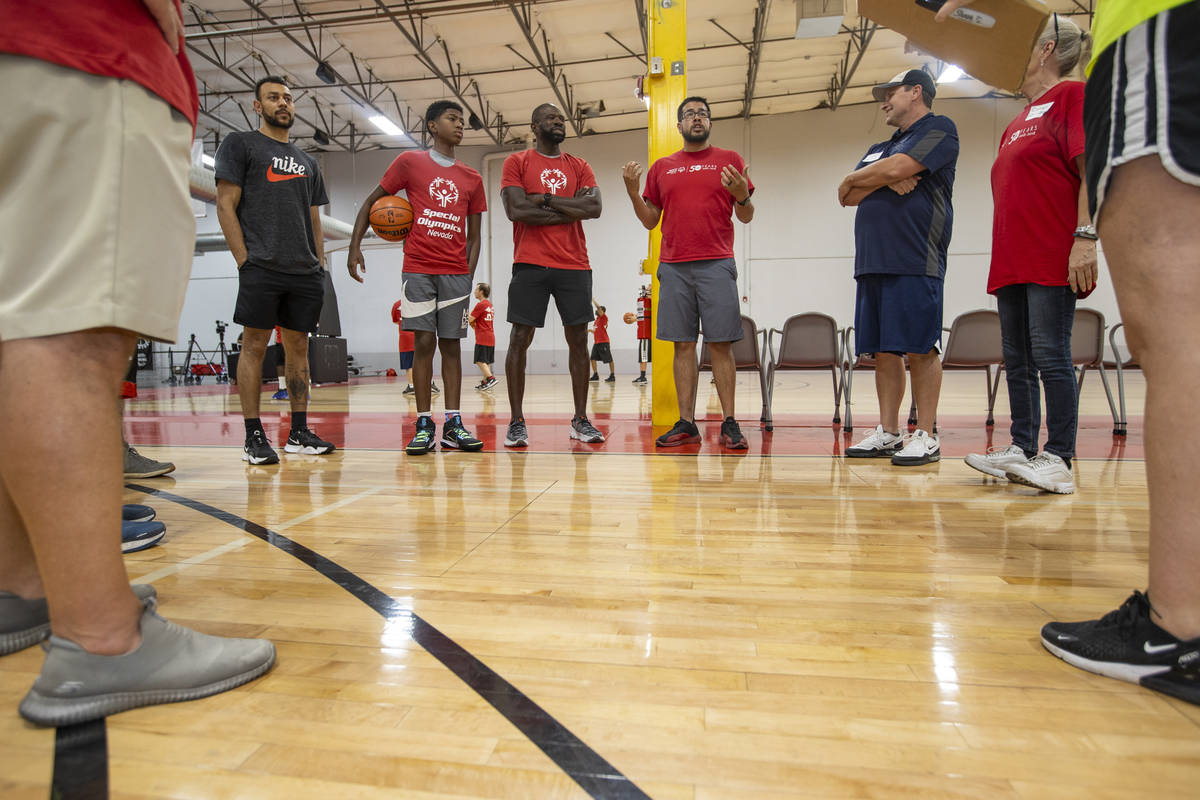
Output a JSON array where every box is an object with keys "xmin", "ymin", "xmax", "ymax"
[{"xmin": 1073, "ymin": 224, "xmax": 1098, "ymax": 241}]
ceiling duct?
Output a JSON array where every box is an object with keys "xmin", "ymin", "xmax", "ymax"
[{"xmin": 795, "ymin": 0, "xmax": 846, "ymax": 39}]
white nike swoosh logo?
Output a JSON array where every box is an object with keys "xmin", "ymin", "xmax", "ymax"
[
  {"xmin": 1055, "ymin": 634, "xmax": 1077, "ymax": 643},
  {"xmin": 1144, "ymin": 641, "xmax": 1178, "ymax": 655},
  {"xmin": 436, "ymin": 293, "xmax": 470, "ymax": 309},
  {"xmin": 401, "ymin": 279, "xmax": 437, "ymax": 319}
]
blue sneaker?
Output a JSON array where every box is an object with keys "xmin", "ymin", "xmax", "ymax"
[
  {"xmin": 271, "ymin": 389, "xmax": 289, "ymax": 400},
  {"xmin": 122, "ymin": 504, "xmax": 156, "ymax": 523},
  {"xmin": 122, "ymin": 521, "xmax": 166, "ymax": 553}
]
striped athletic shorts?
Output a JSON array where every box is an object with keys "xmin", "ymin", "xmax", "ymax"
[{"xmin": 1084, "ymin": 1, "xmax": 1200, "ymax": 220}]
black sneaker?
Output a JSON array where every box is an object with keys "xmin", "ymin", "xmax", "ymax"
[
  {"xmin": 632, "ymin": 374, "xmax": 647, "ymax": 385},
  {"xmin": 441, "ymin": 415, "xmax": 484, "ymax": 452},
  {"xmin": 122, "ymin": 520, "xmax": 166, "ymax": 553},
  {"xmin": 285, "ymin": 428, "xmax": 335, "ymax": 455},
  {"xmin": 588, "ymin": 373, "xmax": 600, "ymax": 382},
  {"xmin": 656, "ymin": 419, "xmax": 700, "ymax": 447},
  {"xmin": 1041, "ymin": 591, "xmax": 1200, "ymax": 706},
  {"xmin": 430, "ymin": 382, "xmax": 441, "ymax": 394},
  {"xmin": 243, "ymin": 430, "xmax": 279, "ymax": 465},
  {"xmin": 406, "ymin": 417, "xmax": 437, "ymax": 455},
  {"xmin": 482, "ymin": 376, "xmax": 498, "ymax": 391},
  {"xmin": 719, "ymin": 416, "xmax": 748, "ymax": 450},
  {"xmin": 504, "ymin": 418, "xmax": 529, "ymax": 448},
  {"xmin": 402, "ymin": 384, "xmax": 415, "ymax": 395},
  {"xmin": 605, "ymin": 374, "xmax": 616, "ymax": 383},
  {"xmin": 570, "ymin": 416, "xmax": 605, "ymax": 443}
]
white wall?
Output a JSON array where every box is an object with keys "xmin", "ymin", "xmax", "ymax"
[{"xmin": 174, "ymin": 97, "xmax": 1120, "ymax": 370}]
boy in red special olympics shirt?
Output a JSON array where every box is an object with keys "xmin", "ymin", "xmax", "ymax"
[
  {"xmin": 500, "ymin": 102, "xmax": 606, "ymax": 448},
  {"xmin": 587, "ymin": 299, "xmax": 614, "ymax": 382},
  {"xmin": 631, "ymin": 284, "xmax": 651, "ymax": 384},
  {"xmin": 468, "ymin": 283, "xmax": 496, "ymax": 391},
  {"xmin": 623, "ymin": 96, "xmax": 755, "ymax": 450},
  {"xmin": 348, "ymin": 100, "xmax": 486, "ymax": 455}
]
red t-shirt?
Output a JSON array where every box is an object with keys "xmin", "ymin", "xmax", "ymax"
[
  {"xmin": 989, "ymin": 81, "xmax": 1087, "ymax": 293},
  {"xmin": 593, "ymin": 314, "xmax": 610, "ymax": 344},
  {"xmin": 0, "ymin": 0, "xmax": 199, "ymax": 129},
  {"xmin": 636, "ymin": 294, "xmax": 651, "ymax": 340},
  {"xmin": 501, "ymin": 149, "xmax": 596, "ymax": 270},
  {"xmin": 643, "ymin": 146, "xmax": 754, "ymax": 263},
  {"xmin": 379, "ymin": 151, "xmax": 486, "ymax": 275},
  {"xmin": 470, "ymin": 300, "xmax": 495, "ymax": 347},
  {"xmin": 391, "ymin": 300, "xmax": 415, "ymax": 352}
]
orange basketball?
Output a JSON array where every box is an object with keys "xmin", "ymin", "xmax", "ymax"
[
  {"xmin": 623, "ymin": 312, "xmax": 637, "ymax": 324},
  {"xmin": 369, "ymin": 196, "xmax": 414, "ymax": 242}
]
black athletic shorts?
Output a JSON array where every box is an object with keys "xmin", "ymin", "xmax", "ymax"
[
  {"xmin": 1085, "ymin": 1, "xmax": 1200, "ymax": 220},
  {"xmin": 507, "ymin": 263, "xmax": 593, "ymax": 328},
  {"xmin": 590, "ymin": 342, "xmax": 612, "ymax": 363},
  {"xmin": 234, "ymin": 262, "xmax": 325, "ymax": 332},
  {"xmin": 638, "ymin": 339, "xmax": 651, "ymax": 363},
  {"xmin": 473, "ymin": 344, "xmax": 495, "ymax": 364}
]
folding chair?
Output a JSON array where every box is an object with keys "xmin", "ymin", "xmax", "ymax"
[
  {"xmin": 1071, "ymin": 308, "xmax": 1120, "ymax": 430},
  {"xmin": 1107, "ymin": 321, "xmax": 1138, "ymax": 436},
  {"xmin": 763, "ymin": 313, "xmax": 842, "ymax": 432},
  {"xmin": 699, "ymin": 315, "xmax": 769, "ymax": 427},
  {"xmin": 940, "ymin": 310, "xmax": 1005, "ymax": 427}
]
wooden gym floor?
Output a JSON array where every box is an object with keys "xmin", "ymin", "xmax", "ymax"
[{"xmin": 3, "ymin": 369, "xmax": 1198, "ymax": 799}]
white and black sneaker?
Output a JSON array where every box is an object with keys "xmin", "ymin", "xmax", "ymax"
[
  {"xmin": 1005, "ymin": 452, "xmax": 1075, "ymax": 494},
  {"xmin": 891, "ymin": 429, "xmax": 940, "ymax": 466},
  {"xmin": 569, "ymin": 416, "xmax": 605, "ymax": 443},
  {"xmin": 845, "ymin": 425, "xmax": 903, "ymax": 458},
  {"xmin": 285, "ymin": 428, "xmax": 335, "ymax": 455},
  {"xmin": 1042, "ymin": 591, "xmax": 1200, "ymax": 706},
  {"xmin": 504, "ymin": 418, "xmax": 529, "ymax": 448},
  {"xmin": 243, "ymin": 430, "xmax": 279, "ymax": 465},
  {"xmin": 964, "ymin": 444, "xmax": 1029, "ymax": 478}
]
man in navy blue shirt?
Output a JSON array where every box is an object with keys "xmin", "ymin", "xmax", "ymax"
[{"xmin": 839, "ymin": 69, "xmax": 959, "ymax": 467}]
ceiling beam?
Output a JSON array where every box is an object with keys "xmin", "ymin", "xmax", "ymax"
[
  {"xmin": 508, "ymin": 1, "xmax": 584, "ymax": 138},
  {"xmin": 825, "ymin": 18, "xmax": 877, "ymax": 111},
  {"xmin": 742, "ymin": 0, "xmax": 771, "ymax": 119}
]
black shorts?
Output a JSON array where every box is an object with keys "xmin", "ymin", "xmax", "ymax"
[
  {"xmin": 638, "ymin": 339, "xmax": 651, "ymax": 363},
  {"xmin": 507, "ymin": 263, "xmax": 593, "ymax": 328},
  {"xmin": 1085, "ymin": 1, "xmax": 1200, "ymax": 220},
  {"xmin": 234, "ymin": 262, "xmax": 325, "ymax": 332},
  {"xmin": 473, "ymin": 344, "xmax": 495, "ymax": 364},
  {"xmin": 590, "ymin": 342, "xmax": 612, "ymax": 363}
]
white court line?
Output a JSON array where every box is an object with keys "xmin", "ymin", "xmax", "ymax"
[{"xmin": 132, "ymin": 488, "xmax": 382, "ymax": 584}]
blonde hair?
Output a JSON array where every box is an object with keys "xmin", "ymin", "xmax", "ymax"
[{"xmin": 1038, "ymin": 14, "xmax": 1093, "ymax": 79}]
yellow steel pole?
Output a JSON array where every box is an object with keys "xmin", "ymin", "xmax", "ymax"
[{"xmin": 644, "ymin": 0, "xmax": 687, "ymax": 427}]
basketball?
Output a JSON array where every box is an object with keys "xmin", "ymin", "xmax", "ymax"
[
  {"xmin": 623, "ymin": 312, "xmax": 637, "ymax": 324},
  {"xmin": 369, "ymin": 196, "xmax": 414, "ymax": 242}
]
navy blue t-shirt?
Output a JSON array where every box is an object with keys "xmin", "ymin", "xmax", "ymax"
[{"xmin": 853, "ymin": 113, "xmax": 959, "ymax": 279}]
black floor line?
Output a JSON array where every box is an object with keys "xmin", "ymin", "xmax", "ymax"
[
  {"xmin": 52, "ymin": 719, "xmax": 108, "ymax": 800},
  {"xmin": 123, "ymin": 483, "xmax": 652, "ymax": 800}
]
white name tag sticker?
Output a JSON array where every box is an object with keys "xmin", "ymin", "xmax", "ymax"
[
  {"xmin": 862, "ymin": 152, "xmax": 883, "ymax": 163},
  {"xmin": 1026, "ymin": 101, "xmax": 1054, "ymax": 121}
]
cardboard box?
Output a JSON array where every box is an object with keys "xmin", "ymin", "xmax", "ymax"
[{"xmin": 859, "ymin": 0, "xmax": 1051, "ymax": 92}]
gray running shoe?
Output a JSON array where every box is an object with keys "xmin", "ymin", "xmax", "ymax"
[
  {"xmin": 19, "ymin": 595, "xmax": 274, "ymax": 726},
  {"xmin": 504, "ymin": 418, "xmax": 529, "ymax": 448},
  {"xmin": 2, "ymin": 585, "xmax": 157, "ymax": 657},
  {"xmin": 569, "ymin": 416, "xmax": 605, "ymax": 443},
  {"xmin": 123, "ymin": 442, "xmax": 175, "ymax": 478}
]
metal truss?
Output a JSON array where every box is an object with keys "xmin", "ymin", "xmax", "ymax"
[
  {"xmin": 507, "ymin": 1, "xmax": 584, "ymax": 138},
  {"xmin": 825, "ymin": 18, "xmax": 877, "ymax": 111},
  {"xmin": 708, "ymin": 0, "xmax": 772, "ymax": 120}
]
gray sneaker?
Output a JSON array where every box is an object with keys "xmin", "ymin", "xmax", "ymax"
[
  {"xmin": 504, "ymin": 419, "xmax": 529, "ymax": 448},
  {"xmin": 123, "ymin": 442, "xmax": 175, "ymax": 478},
  {"xmin": 1, "ymin": 584, "xmax": 157, "ymax": 657},
  {"xmin": 569, "ymin": 416, "xmax": 605, "ymax": 443},
  {"xmin": 18, "ymin": 595, "xmax": 274, "ymax": 726}
]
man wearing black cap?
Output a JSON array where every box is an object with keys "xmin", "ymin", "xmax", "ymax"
[{"xmin": 838, "ymin": 68, "xmax": 959, "ymax": 467}]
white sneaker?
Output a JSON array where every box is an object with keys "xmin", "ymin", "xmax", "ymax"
[
  {"xmin": 845, "ymin": 425, "xmax": 904, "ymax": 458},
  {"xmin": 1005, "ymin": 452, "xmax": 1075, "ymax": 494},
  {"xmin": 964, "ymin": 444, "xmax": 1028, "ymax": 478},
  {"xmin": 891, "ymin": 429, "xmax": 940, "ymax": 466}
]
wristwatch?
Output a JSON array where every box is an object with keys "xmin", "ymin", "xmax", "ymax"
[
  {"xmin": 541, "ymin": 192, "xmax": 553, "ymax": 209},
  {"xmin": 736, "ymin": 195, "xmax": 750, "ymax": 206},
  {"xmin": 1073, "ymin": 224, "xmax": 1098, "ymax": 240}
]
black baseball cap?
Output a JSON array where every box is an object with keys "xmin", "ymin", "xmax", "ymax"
[{"xmin": 872, "ymin": 69, "xmax": 937, "ymax": 104}]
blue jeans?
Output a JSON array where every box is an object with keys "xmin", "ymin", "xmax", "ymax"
[{"xmin": 995, "ymin": 284, "xmax": 1078, "ymax": 460}]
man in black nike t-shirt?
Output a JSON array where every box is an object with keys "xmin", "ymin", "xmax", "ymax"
[{"xmin": 215, "ymin": 75, "xmax": 335, "ymax": 464}]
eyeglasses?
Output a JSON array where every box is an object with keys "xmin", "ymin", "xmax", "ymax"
[
  {"xmin": 681, "ymin": 110, "xmax": 710, "ymax": 121},
  {"xmin": 1052, "ymin": 12, "xmax": 1059, "ymax": 50}
]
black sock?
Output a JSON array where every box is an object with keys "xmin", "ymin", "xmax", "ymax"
[
  {"xmin": 290, "ymin": 411, "xmax": 307, "ymax": 433},
  {"xmin": 1061, "ymin": 456, "xmax": 1072, "ymax": 469},
  {"xmin": 245, "ymin": 418, "xmax": 264, "ymax": 436}
]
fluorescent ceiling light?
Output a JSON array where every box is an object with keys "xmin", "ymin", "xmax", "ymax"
[
  {"xmin": 369, "ymin": 114, "xmax": 404, "ymax": 136},
  {"xmin": 938, "ymin": 65, "xmax": 965, "ymax": 83},
  {"xmin": 201, "ymin": 154, "xmax": 215, "ymax": 167}
]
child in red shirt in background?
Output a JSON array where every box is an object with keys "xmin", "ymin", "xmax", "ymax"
[
  {"xmin": 392, "ymin": 299, "xmax": 440, "ymax": 396},
  {"xmin": 587, "ymin": 299, "xmax": 614, "ymax": 382},
  {"xmin": 469, "ymin": 283, "xmax": 496, "ymax": 390}
]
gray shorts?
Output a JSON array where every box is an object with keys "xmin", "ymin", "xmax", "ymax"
[
  {"xmin": 656, "ymin": 258, "xmax": 743, "ymax": 342},
  {"xmin": 401, "ymin": 272, "xmax": 471, "ymax": 339}
]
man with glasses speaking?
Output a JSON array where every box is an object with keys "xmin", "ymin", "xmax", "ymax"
[{"xmin": 622, "ymin": 96, "xmax": 755, "ymax": 450}]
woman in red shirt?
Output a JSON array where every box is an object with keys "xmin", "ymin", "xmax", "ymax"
[{"xmin": 965, "ymin": 15, "xmax": 1096, "ymax": 495}]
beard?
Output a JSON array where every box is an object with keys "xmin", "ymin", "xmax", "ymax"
[
  {"xmin": 266, "ymin": 110, "xmax": 295, "ymax": 129},
  {"xmin": 542, "ymin": 127, "xmax": 566, "ymax": 144},
  {"xmin": 681, "ymin": 126, "xmax": 709, "ymax": 144}
]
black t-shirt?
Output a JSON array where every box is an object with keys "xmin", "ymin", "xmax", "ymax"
[{"xmin": 215, "ymin": 131, "xmax": 329, "ymax": 275}]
